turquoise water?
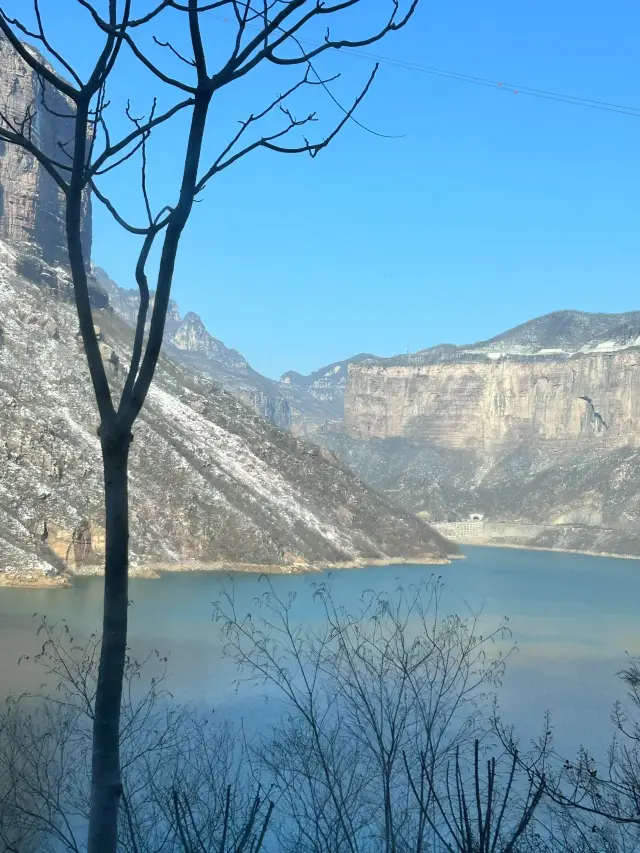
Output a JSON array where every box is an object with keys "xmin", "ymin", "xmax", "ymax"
[{"xmin": 1, "ymin": 545, "xmax": 638, "ymax": 755}]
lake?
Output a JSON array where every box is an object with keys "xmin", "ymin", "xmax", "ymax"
[{"xmin": 1, "ymin": 545, "xmax": 639, "ymax": 758}]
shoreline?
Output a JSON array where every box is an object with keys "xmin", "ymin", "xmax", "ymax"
[
  {"xmin": 4, "ymin": 542, "xmax": 639, "ymax": 590},
  {"xmin": 431, "ymin": 519, "xmax": 640, "ymax": 563},
  {"xmin": 459, "ymin": 540, "xmax": 640, "ymax": 561},
  {"xmin": 0, "ymin": 553, "xmax": 457, "ymax": 589},
  {"xmin": 130, "ymin": 553, "xmax": 457, "ymax": 577},
  {"xmin": 0, "ymin": 575, "xmax": 72, "ymax": 589}
]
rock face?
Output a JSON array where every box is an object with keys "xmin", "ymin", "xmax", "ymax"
[
  {"xmin": 0, "ymin": 36, "xmax": 92, "ymax": 294},
  {"xmin": 285, "ymin": 309, "xmax": 640, "ymax": 436},
  {"xmin": 344, "ymin": 353, "xmax": 640, "ymax": 448},
  {"xmin": 170, "ymin": 312, "xmax": 248, "ymax": 370},
  {"xmin": 0, "ymin": 253, "xmax": 452, "ymax": 583},
  {"xmin": 310, "ymin": 311, "xmax": 640, "ymax": 557},
  {"xmin": 280, "ymin": 354, "xmax": 376, "ymax": 423}
]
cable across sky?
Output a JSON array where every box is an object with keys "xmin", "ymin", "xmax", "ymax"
[
  {"xmin": 338, "ymin": 47, "xmax": 640, "ymax": 118},
  {"xmin": 211, "ymin": 13, "xmax": 640, "ymax": 119}
]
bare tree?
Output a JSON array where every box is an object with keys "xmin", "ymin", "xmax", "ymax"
[
  {"xmin": 532, "ymin": 658, "xmax": 640, "ymax": 850},
  {"xmin": 492, "ymin": 668, "xmax": 640, "ymax": 853},
  {"xmin": 0, "ymin": 619, "xmax": 273, "ymax": 853},
  {"xmin": 214, "ymin": 577, "xmax": 512, "ymax": 853},
  {"xmin": 5, "ymin": 591, "xmax": 631, "ymax": 853},
  {"xmin": 0, "ymin": 2, "xmax": 419, "ymax": 850},
  {"xmin": 404, "ymin": 739, "xmax": 546, "ymax": 853}
]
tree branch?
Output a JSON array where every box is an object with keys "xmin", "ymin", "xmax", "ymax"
[
  {"xmin": 89, "ymin": 180, "xmax": 155, "ymax": 235},
  {"xmin": 119, "ymin": 228, "xmax": 158, "ymax": 411},
  {"xmin": 0, "ymin": 125, "xmax": 69, "ymax": 189},
  {"xmin": 264, "ymin": 0, "xmax": 418, "ymax": 68},
  {"xmin": 32, "ymin": 0, "xmax": 85, "ymax": 87},
  {"xmin": 152, "ymin": 35, "xmax": 196, "ymax": 67},
  {"xmin": 90, "ymin": 97, "xmax": 195, "ymax": 177},
  {"xmin": 195, "ymin": 63, "xmax": 335, "ymax": 193},
  {"xmin": 0, "ymin": 11, "xmax": 79, "ymax": 99},
  {"xmin": 200, "ymin": 64, "xmax": 377, "ymax": 186}
]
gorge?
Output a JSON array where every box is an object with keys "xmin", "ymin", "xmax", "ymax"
[
  {"xmin": 1, "ymin": 28, "xmax": 639, "ymax": 580},
  {"xmin": 86, "ymin": 265, "xmax": 640, "ymax": 559}
]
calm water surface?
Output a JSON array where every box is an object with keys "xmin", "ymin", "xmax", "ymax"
[{"xmin": 1, "ymin": 545, "xmax": 639, "ymax": 755}]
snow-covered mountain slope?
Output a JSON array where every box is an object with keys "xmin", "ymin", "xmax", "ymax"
[{"xmin": 0, "ymin": 250, "xmax": 452, "ymax": 585}]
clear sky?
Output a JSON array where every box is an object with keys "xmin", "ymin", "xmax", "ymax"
[{"xmin": 7, "ymin": 1, "xmax": 640, "ymax": 378}]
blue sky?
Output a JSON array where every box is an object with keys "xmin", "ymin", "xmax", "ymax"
[{"xmin": 9, "ymin": 1, "xmax": 640, "ymax": 377}]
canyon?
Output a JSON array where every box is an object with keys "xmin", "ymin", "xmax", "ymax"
[
  {"xmin": 86, "ymin": 265, "xmax": 640, "ymax": 559},
  {"xmin": 0, "ymin": 259, "xmax": 452, "ymax": 583},
  {"xmin": 87, "ymin": 242, "xmax": 640, "ymax": 560},
  {"xmin": 1, "ymin": 29, "xmax": 639, "ymax": 571}
]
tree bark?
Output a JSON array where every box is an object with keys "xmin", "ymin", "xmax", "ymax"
[{"xmin": 87, "ymin": 435, "xmax": 131, "ymax": 853}]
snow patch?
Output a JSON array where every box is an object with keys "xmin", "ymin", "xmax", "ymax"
[{"xmin": 149, "ymin": 386, "xmax": 355, "ymax": 555}]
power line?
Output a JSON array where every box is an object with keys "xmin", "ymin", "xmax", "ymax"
[
  {"xmin": 211, "ymin": 14, "xmax": 640, "ymax": 119},
  {"xmin": 337, "ymin": 48, "xmax": 640, "ymax": 118}
]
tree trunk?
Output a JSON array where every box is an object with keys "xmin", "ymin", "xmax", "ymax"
[{"xmin": 87, "ymin": 435, "xmax": 131, "ymax": 853}]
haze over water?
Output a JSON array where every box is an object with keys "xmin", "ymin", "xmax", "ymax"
[{"xmin": 1, "ymin": 546, "xmax": 637, "ymax": 758}]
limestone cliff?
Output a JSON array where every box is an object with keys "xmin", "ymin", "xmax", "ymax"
[
  {"xmin": 312, "ymin": 311, "xmax": 640, "ymax": 557},
  {"xmin": 0, "ymin": 36, "xmax": 92, "ymax": 296},
  {"xmin": 287, "ymin": 309, "xmax": 640, "ymax": 437},
  {"xmin": 344, "ymin": 352, "xmax": 640, "ymax": 449},
  {"xmin": 280, "ymin": 353, "xmax": 376, "ymax": 423}
]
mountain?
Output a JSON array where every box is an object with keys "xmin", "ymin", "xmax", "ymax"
[
  {"xmin": 89, "ymin": 270, "xmax": 640, "ymax": 559},
  {"xmin": 92, "ymin": 268, "xmax": 345, "ymax": 435},
  {"xmin": 4, "ymin": 27, "xmax": 637, "ymax": 565},
  {"xmin": 310, "ymin": 311, "xmax": 640, "ymax": 557},
  {"xmin": 280, "ymin": 353, "xmax": 377, "ymax": 421},
  {"xmin": 478, "ymin": 309, "xmax": 640, "ymax": 353},
  {"xmin": 283, "ymin": 309, "xmax": 640, "ymax": 406},
  {"xmin": 92, "ymin": 268, "xmax": 249, "ymax": 371},
  {"xmin": 0, "ymin": 254, "xmax": 452, "ymax": 585},
  {"xmin": 0, "ymin": 32, "xmax": 346, "ymax": 442}
]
